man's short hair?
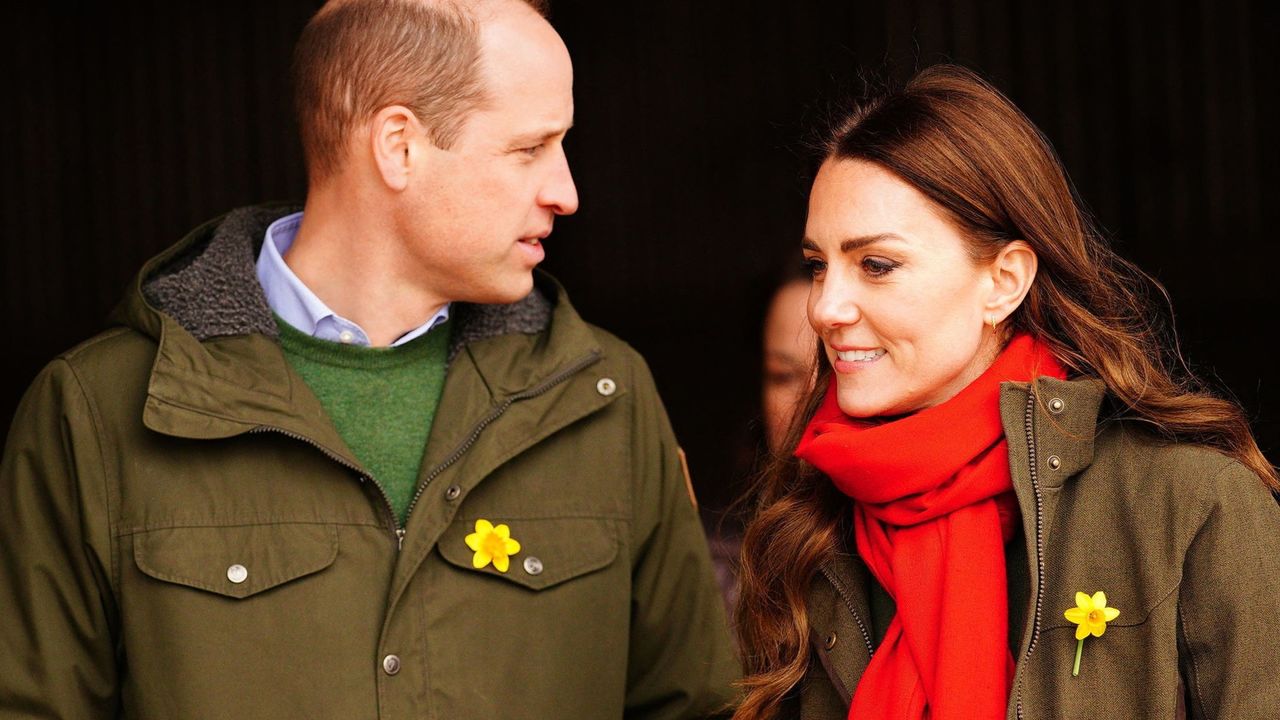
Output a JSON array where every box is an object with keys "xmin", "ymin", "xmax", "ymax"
[{"xmin": 292, "ymin": 0, "xmax": 549, "ymax": 183}]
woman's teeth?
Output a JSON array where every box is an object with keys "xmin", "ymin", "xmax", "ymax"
[{"xmin": 836, "ymin": 348, "xmax": 886, "ymax": 362}]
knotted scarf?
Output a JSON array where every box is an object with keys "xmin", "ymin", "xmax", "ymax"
[{"xmin": 794, "ymin": 334, "xmax": 1065, "ymax": 720}]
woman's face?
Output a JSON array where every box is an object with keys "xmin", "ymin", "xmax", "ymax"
[{"xmin": 803, "ymin": 159, "xmax": 1003, "ymax": 418}]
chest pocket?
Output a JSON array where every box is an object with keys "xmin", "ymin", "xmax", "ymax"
[
  {"xmin": 133, "ymin": 524, "xmax": 339, "ymax": 599},
  {"xmin": 436, "ymin": 516, "xmax": 619, "ymax": 590}
]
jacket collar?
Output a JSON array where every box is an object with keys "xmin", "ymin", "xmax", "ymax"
[
  {"xmin": 109, "ymin": 205, "xmax": 599, "ymax": 450},
  {"xmin": 999, "ymin": 376, "xmax": 1108, "ymax": 489}
]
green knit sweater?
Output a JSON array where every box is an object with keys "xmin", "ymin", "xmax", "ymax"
[{"xmin": 275, "ymin": 318, "xmax": 450, "ymax": 525}]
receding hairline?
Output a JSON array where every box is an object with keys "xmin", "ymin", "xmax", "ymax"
[
  {"xmin": 315, "ymin": 0, "xmax": 544, "ymax": 22},
  {"xmin": 294, "ymin": 0, "xmax": 552, "ymax": 182}
]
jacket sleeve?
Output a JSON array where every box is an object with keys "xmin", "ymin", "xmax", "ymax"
[
  {"xmin": 0, "ymin": 359, "xmax": 120, "ymax": 718},
  {"xmin": 623, "ymin": 354, "xmax": 742, "ymax": 719},
  {"xmin": 1177, "ymin": 460, "xmax": 1280, "ymax": 719}
]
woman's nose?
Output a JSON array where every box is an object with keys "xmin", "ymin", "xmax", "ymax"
[{"xmin": 808, "ymin": 278, "xmax": 861, "ymax": 331}]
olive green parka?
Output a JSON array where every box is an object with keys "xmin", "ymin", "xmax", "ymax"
[
  {"xmin": 0, "ymin": 206, "xmax": 741, "ymax": 719},
  {"xmin": 794, "ymin": 377, "xmax": 1280, "ymax": 719}
]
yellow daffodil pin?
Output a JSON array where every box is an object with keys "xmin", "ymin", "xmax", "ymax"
[
  {"xmin": 464, "ymin": 519, "xmax": 521, "ymax": 573},
  {"xmin": 1063, "ymin": 590, "xmax": 1120, "ymax": 676}
]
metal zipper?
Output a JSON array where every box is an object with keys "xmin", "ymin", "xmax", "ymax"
[
  {"xmin": 1015, "ymin": 386, "xmax": 1046, "ymax": 720},
  {"xmin": 818, "ymin": 564, "xmax": 875, "ymax": 660},
  {"xmin": 400, "ymin": 350, "xmax": 603, "ymax": 525},
  {"xmin": 248, "ymin": 426, "xmax": 401, "ymax": 544}
]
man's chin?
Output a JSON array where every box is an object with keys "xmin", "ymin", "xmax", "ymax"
[{"xmin": 457, "ymin": 275, "xmax": 536, "ymax": 306}]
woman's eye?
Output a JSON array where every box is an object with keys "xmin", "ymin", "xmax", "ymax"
[
  {"xmin": 802, "ymin": 257, "xmax": 826, "ymax": 279},
  {"xmin": 862, "ymin": 257, "xmax": 899, "ymax": 277}
]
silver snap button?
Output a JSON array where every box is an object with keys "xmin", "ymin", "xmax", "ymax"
[
  {"xmin": 1048, "ymin": 455, "xmax": 1062, "ymax": 470},
  {"xmin": 596, "ymin": 378, "xmax": 616, "ymax": 396},
  {"xmin": 824, "ymin": 632, "xmax": 837, "ymax": 650},
  {"xmin": 1049, "ymin": 398, "xmax": 1065, "ymax": 414},
  {"xmin": 226, "ymin": 564, "xmax": 248, "ymax": 584},
  {"xmin": 523, "ymin": 556, "xmax": 544, "ymax": 575},
  {"xmin": 444, "ymin": 484, "xmax": 462, "ymax": 501},
  {"xmin": 382, "ymin": 654, "xmax": 401, "ymax": 675}
]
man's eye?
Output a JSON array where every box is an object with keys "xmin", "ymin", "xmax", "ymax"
[
  {"xmin": 801, "ymin": 257, "xmax": 826, "ymax": 279},
  {"xmin": 862, "ymin": 257, "xmax": 899, "ymax": 277},
  {"xmin": 520, "ymin": 144, "xmax": 543, "ymax": 156}
]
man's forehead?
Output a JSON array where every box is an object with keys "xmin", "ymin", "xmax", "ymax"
[{"xmin": 474, "ymin": 4, "xmax": 573, "ymax": 114}]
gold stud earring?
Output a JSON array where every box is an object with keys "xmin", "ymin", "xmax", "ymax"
[{"xmin": 987, "ymin": 314, "xmax": 998, "ymax": 332}]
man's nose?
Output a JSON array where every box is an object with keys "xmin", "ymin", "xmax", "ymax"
[{"xmin": 540, "ymin": 149, "xmax": 579, "ymax": 216}]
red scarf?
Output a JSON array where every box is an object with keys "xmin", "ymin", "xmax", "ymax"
[{"xmin": 795, "ymin": 334, "xmax": 1065, "ymax": 720}]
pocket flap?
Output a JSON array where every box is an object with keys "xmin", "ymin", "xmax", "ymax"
[
  {"xmin": 437, "ymin": 516, "xmax": 619, "ymax": 591},
  {"xmin": 1040, "ymin": 574, "xmax": 1176, "ymax": 631},
  {"xmin": 134, "ymin": 525, "xmax": 339, "ymax": 599}
]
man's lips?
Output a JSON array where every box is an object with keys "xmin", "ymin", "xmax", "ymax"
[{"xmin": 519, "ymin": 228, "xmax": 553, "ymax": 245}]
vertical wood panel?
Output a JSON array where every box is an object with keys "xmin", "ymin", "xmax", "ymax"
[{"xmin": 4, "ymin": 0, "xmax": 1276, "ymax": 505}]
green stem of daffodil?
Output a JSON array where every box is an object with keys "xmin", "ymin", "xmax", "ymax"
[{"xmin": 1072, "ymin": 638, "xmax": 1083, "ymax": 677}]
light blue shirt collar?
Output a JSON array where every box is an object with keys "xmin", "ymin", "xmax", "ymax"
[{"xmin": 255, "ymin": 212, "xmax": 450, "ymax": 347}]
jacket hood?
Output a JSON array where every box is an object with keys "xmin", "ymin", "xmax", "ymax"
[
  {"xmin": 112, "ymin": 204, "xmax": 554, "ymax": 360},
  {"xmin": 107, "ymin": 205, "xmax": 599, "ymax": 445}
]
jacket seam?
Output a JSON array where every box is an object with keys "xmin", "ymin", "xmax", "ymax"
[
  {"xmin": 1177, "ymin": 597, "xmax": 1208, "ymax": 720},
  {"xmin": 115, "ymin": 519, "xmax": 385, "ymax": 536},
  {"xmin": 58, "ymin": 326, "xmax": 135, "ymax": 361},
  {"xmin": 1176, "ymin": 459, "xmax": 1236, "ymax": 720},
  {"xmin": 1039, "ymin": 578, "xmax": 1181, "ymax": 632},
  {"xmin": 134, "ymin": 556, "xmax": 336, "ymax": 597},
  {"xmin": 446, "ymin": 512, "xmax": 630, "ymax": 521},
  {"xmin": 627, "ymin": 358, "xmax": 638, "ymax": 559},
  {"xmin": 152, "ymin": 358, "xmax": 293, "ymax": 403},
  {"xmin": 145, "ymin": 393, "xmax": 274, "ymax": 430},
  {"xmin": 60, "ymin": 358, "xmax": 121, "ymax": 606}
]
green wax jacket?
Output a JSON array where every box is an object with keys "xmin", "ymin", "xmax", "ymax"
[
  {"xmin": 796, "ymin": 377, "xmax": 1280, "ymax": 719},
  {"xmin": 0, "ymin": 206, "xmax": 740, "ymax": 719}
]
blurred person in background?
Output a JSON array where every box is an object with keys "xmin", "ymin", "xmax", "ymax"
[
  {"xmin": 711, "ymin": 268, "xmax": 819, "ymax": 613},
  {"xmin": 762, "ymin": 273, "xmax": 819, "ymax": 457}
]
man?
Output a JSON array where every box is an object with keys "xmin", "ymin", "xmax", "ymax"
[{"xmin": 0, "ymin": 0, "xmax": 739, "ymax": 717}]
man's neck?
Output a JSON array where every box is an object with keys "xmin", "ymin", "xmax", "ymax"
[{"xmin": 286, "ymin": 189, "xmax": 450, "ymax": 348}]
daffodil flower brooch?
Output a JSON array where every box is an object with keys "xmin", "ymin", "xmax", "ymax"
[
  {"xmin": 1063, "ymin": 590, "xmax": 1120, "ymax": 676},
  {"xmin": 465, "ymin": 519, "xmax": 521, "ymax": 573}
]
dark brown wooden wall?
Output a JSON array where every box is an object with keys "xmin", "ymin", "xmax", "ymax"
[{"xmin": 4, "ymin": 1, "xmax": 1276, "ymax": 519}]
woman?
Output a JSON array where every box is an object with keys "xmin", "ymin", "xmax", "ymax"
[
  {"xmin": 762, "ymin": 271, "xmax": 818, "ymax": 456},
  {"xmin": 734, "ymin": 65, "xmax": 1280, "ymax": 720}
]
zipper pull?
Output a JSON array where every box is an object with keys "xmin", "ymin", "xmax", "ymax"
[{"xmin": 396, "ymin": 528, "xmax": 406, "ymax": 551}]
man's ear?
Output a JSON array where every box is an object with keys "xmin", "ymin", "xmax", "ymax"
[
  {"xmin": 985, "ymin": 240, "xmax": 1037, "ymax": 323},
  {"xmin": 369, "ymin": 105, "xmax": 420, "ymax": 192}
]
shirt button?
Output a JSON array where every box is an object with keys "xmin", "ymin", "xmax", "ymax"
[
  {"xmin": 444, "ymin": 484, "xmax": 462, "ymax": 501},
  {"xmin": 382, "ymin": 654, "xmax": 401, "ymax": 675},
  {"xmin": 596, "ymin": 378, "xmax": 617, "ymax": 396},
  {"xmin": 338, "ymin": 330, "xmax": 355, "ymax": 344},
  {"xmin": 523, "ymin": 556, "xmax": 544, "ymax": 575},
  {"xmin": 226, "ymin": 564, "xmax": 248, "ymax": 584}
]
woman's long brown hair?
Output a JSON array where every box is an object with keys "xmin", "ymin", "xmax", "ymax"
[{"xmin": 732, "ymin": 64, "xmax": 1279, "ymax": 719}]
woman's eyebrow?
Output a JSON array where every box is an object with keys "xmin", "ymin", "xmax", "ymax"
[{"xmin": 801, "ymin": 233, "xmax": 903, "ymax": 253}]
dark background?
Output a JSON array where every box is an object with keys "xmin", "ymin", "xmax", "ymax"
[{"xmin": 4, "ymin": 1, "xmax": 1276, "ymax": 527}]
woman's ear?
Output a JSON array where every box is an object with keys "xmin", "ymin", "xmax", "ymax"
[{"xmin": 986, "ymin": 240, "xmax": 1037, "ymax": 323}]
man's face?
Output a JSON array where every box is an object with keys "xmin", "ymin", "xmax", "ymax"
[{"xmin": 400, "ymin": 5, "xmax": 578, "ymax": 305}]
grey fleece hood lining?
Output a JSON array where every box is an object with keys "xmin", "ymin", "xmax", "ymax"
[{"xmin": 141, "ymin": 206, "xmax": 553, "ymax": 360}]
